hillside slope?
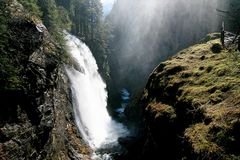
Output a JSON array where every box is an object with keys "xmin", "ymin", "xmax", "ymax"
[{"xmin": 141, "ymin": 37, "xmax": 240, "ymax": 159}]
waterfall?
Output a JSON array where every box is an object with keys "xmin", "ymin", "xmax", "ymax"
[{"xmin": 64, "ymin": 32, "xmax": 127, "ymax": 152}]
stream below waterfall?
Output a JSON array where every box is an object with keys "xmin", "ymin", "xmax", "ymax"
[
  {"xmin": 115, "ymin": 89, "xmax": 130, "ymax": 118},
  {"xmin": 64, "ymin": 32, "xmax": 129, "ymax": 159}
]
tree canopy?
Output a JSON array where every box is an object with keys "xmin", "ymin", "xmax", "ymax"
[{"xmin": 17, "ymin": 0, "xmax": 110, "ymax": 79}]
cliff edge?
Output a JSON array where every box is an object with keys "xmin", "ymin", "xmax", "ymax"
[
  {"xmin": 141, "ymin": 36, "xmax": 240, "ymax": 159},
  {"xmin": 0, "ymin": 1, "xmax": 90, "ymax": 159}
]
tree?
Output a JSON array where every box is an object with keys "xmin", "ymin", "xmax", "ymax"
[
  {"xmin": 18, "ymin": 0, "xmax": 110, "ymax": 79},
  {"xmin": 217, "ymin": 0, "xmax": 240, "ymax": 50},
  {"xmin": 0, "ymin": 1, "xmax": 8, "ymax": 50},
  {"xmin": 18, "ymin": 0, "xmax": 42, "ymax": 17},
  {"xmin": 67, "ymin": 0, "xmax": 110, "ymax": 79},
  {"xmin": 217, "ymin": 0, "xmax": 240, "ymax": 31}
]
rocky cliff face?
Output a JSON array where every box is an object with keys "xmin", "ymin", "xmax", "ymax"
[
  {"xmin": 141, "ymin": 35, "xmax": 240, "ymax": 160},
  {"xmin": 0, "ymin": 1, "xmax": 90, "ymax": 159}
]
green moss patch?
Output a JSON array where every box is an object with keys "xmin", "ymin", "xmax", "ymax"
[
  {"xmin": 146, "ymin": 102, "xmax": 176, "ymax": 121},
  {"xmin": 143, "ymin": 38, "xmax": 240, "ymax": 159}
]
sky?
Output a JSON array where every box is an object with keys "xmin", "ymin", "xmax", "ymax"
[{"xmin": 101, "ymin": 0, "xmax": 114, "ymax": 15}]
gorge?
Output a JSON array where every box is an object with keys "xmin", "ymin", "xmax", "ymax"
[{"xmin": 0, "ymin": 0, "xmax": 239, "ymax": 160}]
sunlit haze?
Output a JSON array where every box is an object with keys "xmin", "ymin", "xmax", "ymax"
[{"xmin": 101, "ymin": 0, "xmax": 114, "ymax": 15}]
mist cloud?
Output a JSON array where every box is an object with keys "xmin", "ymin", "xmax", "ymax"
[{"xmin": 108, "ymin": 0, "xmax": 227, "ymax": 93}]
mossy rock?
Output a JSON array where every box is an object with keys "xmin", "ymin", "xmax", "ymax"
[
  {"xmin": 200, "ymin": 33, "xmax": 221, "ymax": 43},
  {"xmin": 142, "ymin": 37, "xmax": 240, "ymax": 159},
  {"xmin": 146, "ymin": 102, "xmax": 176, "ymax": 121}
]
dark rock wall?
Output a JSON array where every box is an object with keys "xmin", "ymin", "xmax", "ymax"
[{"xmin": 0, "ymin": 1, "xmax": 90, "ymax": 159}]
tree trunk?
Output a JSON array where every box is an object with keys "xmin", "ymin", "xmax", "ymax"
[
  {"xmin": 221, "ymin": 22, "xmax": 225, "ymax": 48},
  {"xmin": 238, "ymin": 36, "xmax": 240, "ymax": 51}
]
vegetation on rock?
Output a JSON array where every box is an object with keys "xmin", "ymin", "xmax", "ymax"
[
  {"xmin": 14, "ymin": 0, "xmax": 110, "ymax": 79},
  {"xmin": 141, "ymin": 38, "xmax": 240, "ymax": 159},
  {"xmin": 0, "ymin": 1, "xmax": 91, "ymax": 159},
  {"xmin": 1, "ymin": 0, "xmax": 240, "ymax": 159}
]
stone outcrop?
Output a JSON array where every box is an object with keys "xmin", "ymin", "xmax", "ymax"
[
  {"xmin": 140, "ymin": 38, "xmax": 240, "ymax": 159},
  {"xmin": 0, "ymin": 1, "xmax": 90, "ymax": 159}
]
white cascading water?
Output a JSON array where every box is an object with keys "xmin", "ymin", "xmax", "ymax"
[{"xmin": 64, "ymin": 32, "xmax": 127, "ymax": 153}]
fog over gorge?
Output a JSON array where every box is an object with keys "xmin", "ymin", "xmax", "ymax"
[
  {"xmin": 108, "ymin": 0, "xmax": 226, "ymax": 93},
  {"xmin": 1, "ymin": 0, "xmax": 240, "ymax": 159}
]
